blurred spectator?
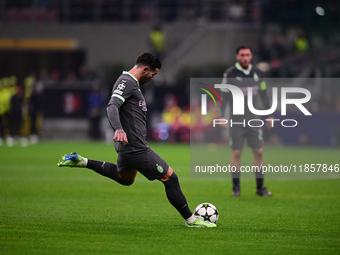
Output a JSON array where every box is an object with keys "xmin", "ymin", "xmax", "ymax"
[
  {"xmin": 160, "ymin": 0, "xmax": 178, "ymax": 22},
  {"xmin": 268, "ymin": 133, "xmax": 282, "ymax": 147},
  {"xmin": 269, "ymin": 37, "xmax": 285, "ymax": 60},
  {"xmin": 64, "ymin": 71, "xmax": 78, "ymax": 86},
  {"xmin": 0, "ymin": 77, "xmax": 12, "ymax": 146},
  {"xmin": 335, "ymin": 127, "xmax": 340, "ymax": 147},
  {"xmin": 78, "ymin": 65, "xmax": 94, "ymax": 81},
  {"xmin": 23, "ymin": 72, "xmax": 36, "ymax": 102},
  {"xmin": 0, "ymin": 80, "xmax": 8, "ymax": 146},
  {"xmin": 50, "ymin": 69, "xmax": 61, "ymax": 86},
  {"xmin": 298, "ymin": 133, "xmax": 312, "ymax": 146},
  {"xmin": 28, "ymin": 83, "xmax": 43, "ymax": 144},
  {"xmin": 28, "ymin": 83, "xmax": 42, "ymax": 144},
  {"xmin": 250, "ymin": 0, "xmax": 262, "ymax": 22},
  {"xmin": 88, "ymin": 86, "xmax": 103, "ymax": 140},
  {"xmin": 6, "ymin": 8, "xmax": 19, "ymax": 22},
  {"xmin": 190, "ymin": 102, "xmax": 205, "ymax": 143},
  {"xmin": 0, "ymin": 76, "xmax": 26, "ymax": 146},
  {"xmin": 139, "ymin": 2, "xmax": 153, "ymax": 22},
  {"xmin": 148, "ymin": 25, "xmax": 166, "ymax": 61},
  {"xmin": 178, "ymin": 106, "xmax": 190, "ymax": 143},
  {"xmin": 294, "ymin": 29, "xmax": 309, "ymax": 53},
  {"xmin": 228, "ymin": 1, "xmax": 246, "ymax": 21},
  {"xmin": 23, "ymin": 73, "xmax": 43, "ymax": 144},
  {"xmin": 254, "ymin": 40, "xmax": 269, "ymax": 62},
  {"xmin": 319, "ymin": 92, "xmax": 334, "ymax": 111},
  {"xmin": 9, "ymin": 83, "xmax": 24, "ymax": 146},
  {"xmin": 38, "ymin": 68, "xmax": 50, "ymax": 83},
  {"xmin": 159, "ymin": 94, "xmax": 190, "ymax": 143},
  {"xmin": 162, "ymin": 94, "xmax": 182, "ymax": 142},
  {"xmin": 335, "ymin": 96, "xmax": 340, "ymax": 113},
  {"xmin": 51, "ymin": 69, "xmax": 60, "ymax": 81},
  {"xmin": 190, "ymin": 100, "xmax": 221, "ymax": 144}
]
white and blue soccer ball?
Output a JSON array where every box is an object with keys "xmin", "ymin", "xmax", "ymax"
[{"xmin": 194, "ymin": 203, "xmax": 219, "ymax": 224}]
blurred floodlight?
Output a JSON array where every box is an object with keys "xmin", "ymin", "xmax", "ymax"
[{"xmin": 315, "ymin": 7, "xmax": 325, "ymax": 16}]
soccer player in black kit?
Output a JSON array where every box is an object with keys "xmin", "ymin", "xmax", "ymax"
[
  {"xmin": 220, "ymin": 45, "xmax": 273, "ymax": 197},
  {"xmin": 58, "ymin": 52, "xmax": 216, "ymax": 227}
]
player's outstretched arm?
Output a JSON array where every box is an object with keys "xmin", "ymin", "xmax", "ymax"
[{"xmin": 107, "ymin": 102, "xmax": 128, "ymax": 144}]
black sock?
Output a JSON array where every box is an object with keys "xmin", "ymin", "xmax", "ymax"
[
  {"xmin": 255, "ymin": 169, "xmax": 264, "ymax": 189},
  {"xmin": 163, "ymin": 172, "xmax": 192, "ymax": 219},
  {"xmin": 232, "ymin": 171, "xmax": 240, "ymax": 188},
  {"xmin": 87, "ymin": 159, "xmax": 133, "ymax": 186}
]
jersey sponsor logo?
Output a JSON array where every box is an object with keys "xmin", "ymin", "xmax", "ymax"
[
  {"xmin": 236, "ymin": 76, "xmax": 242, "ymax": 81},
  {"xmin": 139, "ymin": 100, "xmax": 147, "ymax": 111},
  {"xmin": 114, "ymin": 89, "xmax": 123, "ymax": 95}
]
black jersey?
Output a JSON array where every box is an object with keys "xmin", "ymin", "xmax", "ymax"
[
  {"xmin": 221, "ymin": 62, "xmax": 270, "ymax": 121},
  {"xmin": 107, "ymin": 71, "xmax": 148, "ymax": 152}
]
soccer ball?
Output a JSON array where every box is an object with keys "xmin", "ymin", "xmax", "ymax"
[{"xmin": 194, "ymin": 203, "xmax": 219, "ymax": 224}]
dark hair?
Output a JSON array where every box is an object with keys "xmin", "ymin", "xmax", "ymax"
[
  {"xmin": 136, "ymin": 52, "xmax": 161, "ymax": 71},
  {"xmin": 236, "ymin": 44, "xmax": 252, "ymax": 54}
]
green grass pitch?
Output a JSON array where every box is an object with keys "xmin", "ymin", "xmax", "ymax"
[{"xmin": 0, "ymin": 142, "xmax": 340, "ymax": 254}]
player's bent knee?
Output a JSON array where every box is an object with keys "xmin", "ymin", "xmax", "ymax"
[
  {"xmin": 118, "ymin": 169, "xmax": 137, "ymax": 184},
  {"xmin": 120, "ymin": 180, "xmax": 134, "ymax": 186},
  {"xmin": 158, "ymin": 167, "xmax": 174, "ymax": 182},
  {"xmin": 162, "ymin": 171, "xmax": 178, "ymax": 184}
]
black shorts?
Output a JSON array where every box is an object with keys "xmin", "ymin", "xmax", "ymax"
[
  {"xmin": 117, "ymin": 147, "xmax": 169, "ymax": 180},
  {"xmin": 229, "ymin": 125, "xmax": 263, "ymax": 150}
]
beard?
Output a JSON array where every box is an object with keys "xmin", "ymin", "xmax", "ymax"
[
  {"xmin": 240, "ymin": 60, "xmax": 250, "ymax": 69},
  {"xmin": 139, "ymin": 76, "xmax": 151, "ymax": 86}
]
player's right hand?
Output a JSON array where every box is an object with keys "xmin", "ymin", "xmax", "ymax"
[{"xmin": 113, "ymin": 129, "xmax": 128, "ymax": 145}]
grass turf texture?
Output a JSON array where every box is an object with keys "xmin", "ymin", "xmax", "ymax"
[{"xmin": 0, "ymin": 142, "xmax": 339, "ymax": 254}]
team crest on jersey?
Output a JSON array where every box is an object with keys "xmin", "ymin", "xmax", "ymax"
[
  {"xmin": 113, "ymin": 80, "xmax": 126, "ymax": 95},
  {"xmin": 254, "ymin": 73, "xmax": 259, "ymax": 82},
  {"xmin": 139, "ymin": 100, "xmax": 147, "ymax": 111},
  {"xmin": 117, "ymin": 83, "xmax": 126, "ymax": 90},
  {"xmin": 156, "ymin": 164, "xmax": 164, "ymax": 173}
]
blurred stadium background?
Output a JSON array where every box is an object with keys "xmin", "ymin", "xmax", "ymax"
[{"xmin": 0, "ymin": 0, "xmax": 340, "ymax": 147}]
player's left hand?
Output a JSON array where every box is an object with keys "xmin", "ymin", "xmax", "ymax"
[{"xmin": 266, "ymin": 116, "xmax": 275, "ymax": 129}]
